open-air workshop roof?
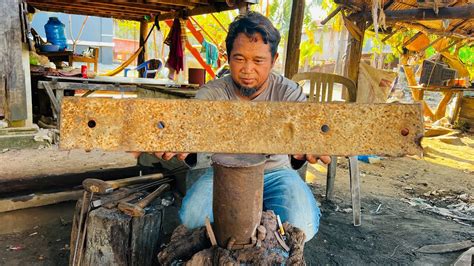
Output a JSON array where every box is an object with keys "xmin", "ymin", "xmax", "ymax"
[
  {"xmin": 25, "ymin": 0, "xmax": 253, "ymax": 21},
  {"xmin": 334, "ymin": 0, "xmax": 473, "ymax": 40}
]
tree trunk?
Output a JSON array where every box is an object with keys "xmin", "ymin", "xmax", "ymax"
[
  {"xmin": 284, "ymin": 0, "xmax": 305, "ymax": 79},
  {"xmin": 70, "ymin": 195, "xmax": 163, "ymax": 266}
]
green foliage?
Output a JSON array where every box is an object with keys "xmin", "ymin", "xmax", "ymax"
[
  {"xmin": 267, "ymin": 0, "xmax": 292, "ymax": 39},
  {"xmin": 299, "ymin": 40, "xmax": 322, "ymax": 66},
  {"xmin": 458, "ymin": 46, "xmax": 473, "ymax": 65},
  {"xmin": 114, "ymin": 20, "xmax": 139, "ymax": 40},
  {"xmin": 384, "ymin": 53, "xmax": 396, "ymax": 64},
  {"xmin": 458, "ymin": 45, "xmax": 474, "ymax": 78},
  {"xmin": 193, "ymin": 11, "xmax": 237, "ymax": 48}
]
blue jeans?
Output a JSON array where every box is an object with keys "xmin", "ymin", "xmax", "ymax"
[{"xmin": 179, "ymin": 167, "xmax": 321, "ymax": 242}]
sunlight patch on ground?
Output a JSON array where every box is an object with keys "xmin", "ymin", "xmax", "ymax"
[
  {"xmin": 422, "ymin": 134, "xmax": 474, "ymax": 171},
  {"xmin": 306, "ymin": 163, "xmax": 327, "ymax": 183}
]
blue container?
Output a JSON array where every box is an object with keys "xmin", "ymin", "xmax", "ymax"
[
  {"xmin": 44, "ymin": 17, "xmax": 67, "ymax": 51},
  {"xmin": 357, "ymin": 155, "xmax": 381, "ymax": 164}
]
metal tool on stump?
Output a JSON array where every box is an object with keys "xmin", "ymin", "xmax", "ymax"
[
  {"xmin": 118, "ymin": 183, "xmax": 170, "ymax": 217},
  {"xmin": 82, "ymin": 172, "xmax": 165, "ymax": 194},
  {"xmin": 211, "ymin": 154, "xmax": 266, "ymax": 249}
]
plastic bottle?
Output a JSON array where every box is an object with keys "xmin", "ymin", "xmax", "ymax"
[{"xmin": 44, "ymin": 17, "xmax": 67, "ymax": 51}]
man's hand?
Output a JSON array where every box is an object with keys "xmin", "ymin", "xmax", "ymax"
[
  {"xmin": 128, "ymin": 152, "xmax": 189, "ymax": 161},
  {"xmin": 292, "ymin": 154, "xmax": 331, "ymax": 165},
  {"xmin": 153, "ymin": 152, "xmax": 190, "ymax": 161}
]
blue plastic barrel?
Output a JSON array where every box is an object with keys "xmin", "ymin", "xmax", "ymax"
[{"xmin": 44, "ymin": 17, "xmax": 67, "ymax": 51}]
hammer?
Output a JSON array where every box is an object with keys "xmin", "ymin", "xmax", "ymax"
[
  {"xmin": 82, "ymin": 172, "xmax": 165, "ymax": 194},
  {"xmin": 118, "ymin": 183, "xmax": 170, "ymax": 217}
]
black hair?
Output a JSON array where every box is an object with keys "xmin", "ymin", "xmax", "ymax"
[{"xmin": 225, "ymin": 11, "xmax": 281, "ymax": 60}]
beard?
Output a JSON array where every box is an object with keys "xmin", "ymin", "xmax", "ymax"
[
  {"xmin": 233, "ymin": 80, "xmax": 258, "ymax": 97},
  {"xmin": 237, "ymin": 85, "xmax": 258, "ymax": 97}
]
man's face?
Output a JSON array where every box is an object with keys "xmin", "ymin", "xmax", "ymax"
[{"xmin": 229, "ymin": 33, "xmax": 278, "ymax": 98}]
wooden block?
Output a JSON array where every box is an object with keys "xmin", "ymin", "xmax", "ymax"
[
  {"xmin": 0, "ymin": 190, "xmax": 82, "ymax": 213},
  {"xmin": 60, "ymin": 98, "xmax": 424, "ymax": 156},
  {"xmin": 73, "ymin": 202, "xmax": 163, "ymax": 266}
]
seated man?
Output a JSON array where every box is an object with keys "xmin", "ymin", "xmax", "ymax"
[{"xmin": 134, "ymin": 11, "xmax": 330, "ymax": 242}]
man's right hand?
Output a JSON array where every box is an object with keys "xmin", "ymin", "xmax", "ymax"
[{"xmin": 128, "ymin": 152, "xmax": 189, "ymax": 161}]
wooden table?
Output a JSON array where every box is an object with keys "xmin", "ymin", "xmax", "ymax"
[
  {"xmin": 37, "ymin": 51, "xmax": 73, "ymax": 68},
  {"xmin": 409, "ymin": 85, "xmax": 474, "ymax": 122}
]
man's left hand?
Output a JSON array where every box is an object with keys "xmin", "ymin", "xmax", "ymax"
[{"xmin": 292, "ymin": 154, "xmax": 331, "ymax": 165}]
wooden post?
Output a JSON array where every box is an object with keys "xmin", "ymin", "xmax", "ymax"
[
  {"xmin": 0, "ymin": 0, "xmax": 28, "ymax": 123},
  {"xmin": 284, "ymin": 0, "xmax": 305, "ymax": 79},
  {"xmin": 138, "ymin": 20, "xmax": 148, "ymax": 78},
  {"xmin": 343, "ymin": 15, "xmax": 366, "ymax": 96}
]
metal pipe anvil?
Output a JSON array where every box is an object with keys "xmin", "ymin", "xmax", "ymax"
[{"xmin": 211, "ymin": 154, "xmax": 266, "ymax": 249}]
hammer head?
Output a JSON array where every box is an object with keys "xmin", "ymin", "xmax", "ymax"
[
  {"xmin": 118, "ymin": 202, "xmax": 145, "ymax": 217},
  {"xmin": 82, "ymin": 178, "xmax": 114, "ymax": 194}
]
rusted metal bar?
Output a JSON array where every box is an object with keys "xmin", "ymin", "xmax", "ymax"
[
  {"xmin": 60, "ymin": 98, "xmax": 424, "ymax": 156},
  {"xmin": 212, "ymin": 154, "xmax": 266, "ymax": 248}
]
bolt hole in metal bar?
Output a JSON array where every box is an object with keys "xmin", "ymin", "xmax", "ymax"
[
  {"xmin": 321, "ymin": 124, "xmax": 330, "ymax": 133},
  {"xmin": 87, "ymin": 120, "xmax": 96, "ymax": 128},
  {"xmin": 157, "ymin": 121, "xmax": 166, "ymax": 129},
  {"xmin": 401, "ymin": 128, "xmax": 409, "ymax": 136}
]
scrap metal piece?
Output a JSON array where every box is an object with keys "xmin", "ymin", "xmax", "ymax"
[
  {"xmin": 257, "ymin": 225, "xmax": 266, "ymax": 241},
  {"xmin": 60, "ymin": 98, "xmax": 423, "ymax": 156},
  {"xmin": 274, "ymin": 231, "xmax": 290, "ymax": 252},
  {"xmin": 205, "ymin": 217, "xmax": 217, "ymax": 247},
  {"xmin": 212, "ymin": 154, "xmax": 266, "ymax": 248},
  {"xmin": 226, "ymin": 237, "xmax": 236, "ymax": 250}
]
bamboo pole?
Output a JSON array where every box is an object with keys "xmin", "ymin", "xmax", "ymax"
[
  {"xmin": 189, "ymin": 17, "xmax": 219, "ymax": 47},
  {"xmin": 210, "ymin": 13, "xmax": 228, "ymax": 33}
]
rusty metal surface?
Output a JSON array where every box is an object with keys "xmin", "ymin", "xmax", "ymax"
[
  {"xmin": 212, "ymin": 154, "xmax": 266, "ymax": 248},
  {"xmin": 60, "ymin": 98, "xmax": 423, "ymax": 156}
]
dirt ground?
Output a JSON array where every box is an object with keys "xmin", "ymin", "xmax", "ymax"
[{"xmin": 0, "ymin": 133, "xmax": 472, "ymax": 265}]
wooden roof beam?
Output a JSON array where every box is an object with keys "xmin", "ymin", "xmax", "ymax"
[
  {"xmin": 384, "ymin": 4, "xmax": 474, "ymax": 21},
  {"xmin": 86, "ymin": 1, "xmax": 173, "ymax": 14},
  {"xmin": 30, "ymin": 0, "xmax": 204, "ymax": 8},
  {"xmin": 158, "ymin": 3, "xmax": 234, "ymax": 20},
  {"xmin": 145, "ymin": 0, "xmax": 207, "ymax": 7},
  {"xmin": 396, "ymin": 21, "xmax": 474, "ymax": 40},
  {"xmin": 29, "ymin": 6, "xmax": 133, "ymax": 20},
  {"xmin": 30, "ymin": 3, "xmax": 155, "ymax": 20}
]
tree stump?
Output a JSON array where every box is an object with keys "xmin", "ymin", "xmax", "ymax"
[{"xmin": 70, "ymin": 195, "xmax": 163, "ymax": 266}]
